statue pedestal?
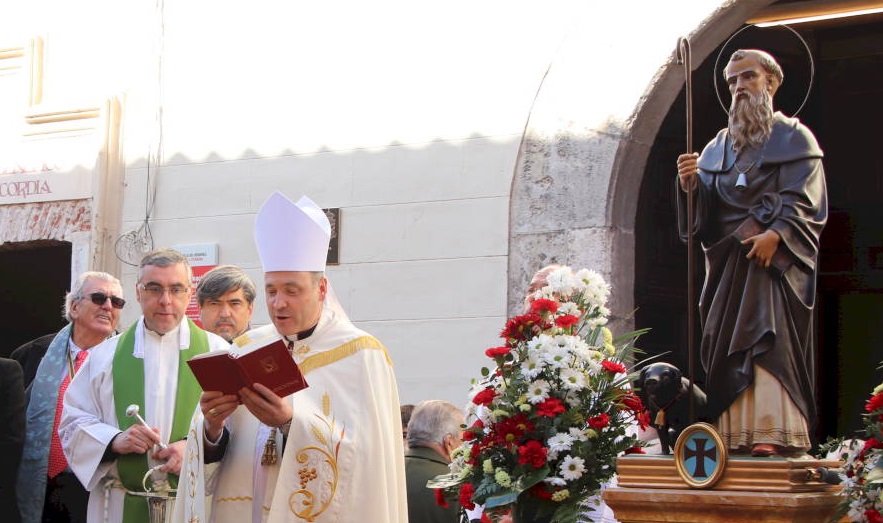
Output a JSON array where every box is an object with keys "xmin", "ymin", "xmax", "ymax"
[{"xmin": 603, "ymin": 456, "xmax": 844, "ymax": 523}]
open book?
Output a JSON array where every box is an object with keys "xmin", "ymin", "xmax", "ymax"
[{"xmin": 187, "ymin": 330, "xmax": 308, "ymax": 398}]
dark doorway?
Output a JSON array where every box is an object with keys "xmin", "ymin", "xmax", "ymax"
[
  {"xmin": 0, "ymin": 240, "xmax": 71, "ymax": 357},
  {"xmin": 635, "ymin": 14, "xmax": 883, "ymax": 447}
]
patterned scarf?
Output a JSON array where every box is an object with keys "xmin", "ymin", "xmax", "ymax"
[{"xmin": 16, "ymin": 324, "xmax": 73, "ymax": 523}]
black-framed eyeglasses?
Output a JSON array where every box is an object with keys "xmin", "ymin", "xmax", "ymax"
[{"xmin": 84, "ymin": 292, "xmax": 126, "ymax": 309}]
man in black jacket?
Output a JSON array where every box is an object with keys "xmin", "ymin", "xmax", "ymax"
[{"xmin": 406, "ymin": 400, "xmax": 466, "ymax": 523}]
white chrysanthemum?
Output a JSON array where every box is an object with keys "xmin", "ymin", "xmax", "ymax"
[
  {"xmin": 520, "ymin": 353, "xmax": 546, "ymax": 379},
  {"xmin": 526, "ymin": 379, "xmax": 551, "ymax": 404},
  {"xmin": 559, "ymin": 367, "xmax": 586, "ymax": 391},
  {"xmin": 559, "ymin": 455, "xmax": 586, "ymax": 481},
  {"xmin": 569, "ymin": 427, "xmax": 589, "ymax": 442},
  {"xmin": 546, "ymin": 267, "xmax": 578, "ymax": 296},
  {"xmin": 563, "ymin": 392, "xmax": 582, "ymax": 407},
  {"xmin": 587, "ymin": 315, "xmax": 609, "ymax": 329},
  {"xmin": 543, "ymin": 345, "xmax": 570, "ymax": 369},
  {"xmin": 543, "ymin": 476, "xmax": 568, "ymax": 488},
  {"xmin": 575, "ymin": 269, "xmax": 610, "ymax": 308},
  {"xmin": 558, "ymin": 301, "xmax": 581, "ymax": 316},
  {"xmin": 483, "ymin": 459, "xmax": 494, "ymax": 473},
  {"xmin": 584, "ymin": 358, "xmax": 602, "ymax": 377},
  {"xmin": 547, "ymin": 432, "xmax": 575, "ymax": 453},
  {"xmin": 527, "ymin": 333, "xmax": 553, "ymax": 352}
]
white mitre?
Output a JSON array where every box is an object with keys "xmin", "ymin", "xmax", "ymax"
[{"xmin": 254, "ymin": 191, "xmax": 331, "ymax": 272}]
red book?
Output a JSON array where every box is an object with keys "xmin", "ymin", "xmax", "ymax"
[{"xmin": 187, "ymin": 336, "xmax": 308, "ymax": 398}]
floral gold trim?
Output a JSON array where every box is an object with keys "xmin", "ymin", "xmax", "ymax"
[
  {"xmin": 288, "ymin": 392, "xmax": 341, "ymax": 522},
  {"xmin": 215, "ymin": 496, "xmax": 254, "ymax": 503},
  {"xmin": 298, "ymin": 336, "xmax": 391, "ymax": 375}
]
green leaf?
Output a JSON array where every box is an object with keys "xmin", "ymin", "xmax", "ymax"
[
  {"xmin": 426, "ymin": 472, "xmax": 463, "ymax": 490},
  {"xmin": 484, "ymin": 491, "xmax": 519, "ymax": 509}
]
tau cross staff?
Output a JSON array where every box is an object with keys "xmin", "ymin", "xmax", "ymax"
[{"xmin": 676, "ymin": 37, "xmax": 697, "ymax": 423}]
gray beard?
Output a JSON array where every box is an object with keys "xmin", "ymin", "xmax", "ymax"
[{"xmin": 728, "ymin": 89, "xmax": 774, "ymax": 152}]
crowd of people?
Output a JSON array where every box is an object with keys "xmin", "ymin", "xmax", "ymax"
[{"xmin": 0, "ymin": 46, "xmax": 824, "ymax": 523}]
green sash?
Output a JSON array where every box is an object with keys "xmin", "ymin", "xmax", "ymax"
[{"xmin": 112, "ymin": 318, "xmax": 208, "ymax": 523}]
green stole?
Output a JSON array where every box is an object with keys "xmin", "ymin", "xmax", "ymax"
[{"xmin": 112, "ymin": 318, "xmax": 208, "ymax": 523}]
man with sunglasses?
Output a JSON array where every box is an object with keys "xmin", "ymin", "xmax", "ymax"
[
  {"xmin": 12, "ymin": 271, "xmax": 124, "ymax": 523},
  {"xmin": 58, "ymin": 249, "xmax": 229, "ymax": 523}
]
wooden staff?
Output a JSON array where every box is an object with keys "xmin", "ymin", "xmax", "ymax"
[{"xmin": 677, "ymin": 37, "xmax": 697, "ymax": 423}]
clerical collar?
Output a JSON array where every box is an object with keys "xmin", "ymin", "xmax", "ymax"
[{"xmin": 285, "ymin": 324, "xmax": 317, "ymax": 342}]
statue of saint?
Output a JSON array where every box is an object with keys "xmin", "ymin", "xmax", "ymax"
[{"xmin": 675, "ymin": 49, "xmax": 827, "ymax": 457}]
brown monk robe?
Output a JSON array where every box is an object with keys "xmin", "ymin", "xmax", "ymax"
[{"xmin": 676, "ymin": 49, "xmax": 827, "ymax": 457}]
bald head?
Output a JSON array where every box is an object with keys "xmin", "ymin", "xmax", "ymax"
[{"xmin": 727, "ymin": 49, "xmax": 783, "ymax": 96}]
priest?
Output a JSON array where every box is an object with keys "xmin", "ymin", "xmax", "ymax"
[{"xmin": 59, "ymin": 249, "xmax": 230, "ymax": 522}]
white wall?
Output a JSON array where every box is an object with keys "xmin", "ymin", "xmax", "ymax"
[{"xmin": 109, "ymin": 0, "xmax": 580, "ymax": 407}]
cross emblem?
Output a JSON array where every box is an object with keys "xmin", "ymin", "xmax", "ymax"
[{"xmin": 683, "ymin": 436, "xmax": 716, "ymax": 478}]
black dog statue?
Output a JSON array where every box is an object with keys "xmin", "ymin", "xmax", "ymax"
[{"xmin": 635, "ymin": 362, "xmax": 707, "ymax": 454}]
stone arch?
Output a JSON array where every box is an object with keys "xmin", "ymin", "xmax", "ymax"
[{"xmin": 508, "ymin": 0, "xmax": 775, "ymax": 327}]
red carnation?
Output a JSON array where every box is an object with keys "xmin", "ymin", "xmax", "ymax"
[
  {"xmin": 866, "ymin": 392, "xmax": 883, "ymax": 414},
  {"xmin": 485, "ymin": 346, "xmax": 511, "ymax": 358},
  {"xmin": 866, "ymin": 509, "xmax": 883, "ymax": 523},
  {"xmin": 517, "ymin": 440, "xmax": 549, "ymax": 468},
  {"xmin": 554, "ymin": 314, "xmax": 580, "ymax": 329},
  {"xmin": 601, "ymin": 360, "xmax": 627, "ymax": 374},
  {"xmin": 625, "ymin": 446, "xmax": 646, "ymax": 455},
  {"xmin": 434, "ymin": 488, "xmax": 449, "ymax": 508},
  {"xmin": 530, "ymin": 298, "xmax": 558, "ymax": 315},
  {"xmin": 500, "ymin": 313, "xmax": 547, "ymax": 343},
  {"xmin": 636, "ymin": 410, "xmax": 651, "ymax": 430},
  {"xmin": 472, "ymin": 388, "xmax": 497, "ymax": 406},
  {"xmin": 860, "ymin": 437, "xmax": 883, "ymax": 458},
  {"xmin": 620, "ymin": 391, "xmax": 644, "ymax": 413},
  {"xmin": 588, "ymin": 413, "xmax": 610, "ymax": 429},
  {"xmin": 527, "ymin": 482, "xmax": 554, "ymax": 500},
  {"xmin": 462, "ymin": 418, "xmax": 484, "ymax": 442},
  {"xmin": 536, "ymin": 398, "xmax": 566, "ymax": 418},
  {"xmin": 458, "ymin": 483, "xmax": 476, "ymax": 510}
]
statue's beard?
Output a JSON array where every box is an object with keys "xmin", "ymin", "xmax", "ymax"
[{"xmin": 728, "ymin": 88, "xmax": 774, "ymax": 152}]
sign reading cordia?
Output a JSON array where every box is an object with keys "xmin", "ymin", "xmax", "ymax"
[{"xmin": 0, "ymin": 179, "xmax": 52, "ymax": 198}]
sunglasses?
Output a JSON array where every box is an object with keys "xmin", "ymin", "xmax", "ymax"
[{"xmin": 84, "ymin": 292, "xmax": 126, "ymax": 309}]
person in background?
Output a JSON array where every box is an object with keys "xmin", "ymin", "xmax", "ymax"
[
  {"xmin": 0, "ymin": 357, "xmax": 25, "ymax": 523},
  {"xmin": 196, "ymin": 265, "xmax": 256, "ymax": 342},
  {"xmin": 406, "ymin": 400, "xmax": 465, "ymax": 523},
  {"xmin": 15, "ymin": 271, "xmax": 124, "ymax": 523},
  {"xmin": 59, "ymin": 249, "xmax": 229, "ymax": 523},
  {"xmin": 177, "ymin": 192, "xmax": 407, "ymax": 522},
  {"xmin": 401, "ymin": 404, "xmax": 415, "ymax": 447}
]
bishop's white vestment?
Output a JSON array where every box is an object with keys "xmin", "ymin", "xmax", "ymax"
[{"xmin": 176, "ymin": 308, "xmax": 407, "ymax": 523}]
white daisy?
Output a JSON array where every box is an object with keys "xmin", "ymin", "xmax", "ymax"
[
  {"xmin": 547, "ymin": 432, "xmax": 575, "ymax": 453},
  {"xmin": 526, "ymin": 379, "xmax": 551, "ymax": 404},
  {"xmin": 559, "ymin": 455, "xmax": 586, "ymax": 481}
]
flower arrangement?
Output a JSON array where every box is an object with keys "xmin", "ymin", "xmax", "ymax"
[
  {"xmin": 431, "ymin": 266, "xmax": 650, "ymax": 523},
  {"xmin": 832, "ymin": 380, "xmax": 883, "ymax": 522}
]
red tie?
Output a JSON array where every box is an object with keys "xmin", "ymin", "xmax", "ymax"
[{"xmin": 48, "ymin": 349, "xmax": 88, "ymax": 478}]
